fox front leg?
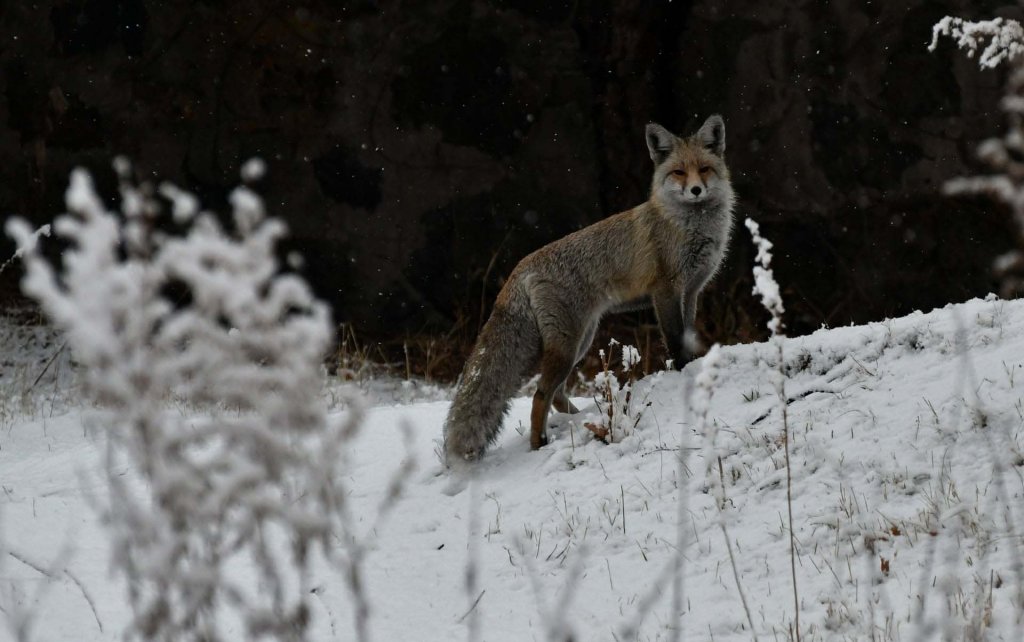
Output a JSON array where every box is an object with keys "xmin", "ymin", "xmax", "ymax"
[
  {"xmin": 653, "ymin": 290, "xmax": 688, "ymax": 369},
  {"xmin": 681, "ymin": 286, "xmax": 702, "ymax": 362}
]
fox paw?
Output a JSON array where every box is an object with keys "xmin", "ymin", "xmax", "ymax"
[{"xmin": 530, "ymin": 432, "xmax": 548, "ymax": 450}]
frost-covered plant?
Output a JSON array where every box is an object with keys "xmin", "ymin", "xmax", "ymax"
[
  {"xmin": 695, "ymin": 345, "xmax": 725, "ymax": 505},
  {"xmin": 746, "ymin": 219, "xmax": 784, "ymax": 337},
  {"xmin": 584, "ymin": 339, "xmax": 647, "ymax": 443},
  {"xmin": 930, "ymin": 16, "xmax": 1024, "ymax": 297},
  {"xmin": 6, "ymin": 161, "xmax": 357, "ymax": 641},
  {"xmin": 746, "ymin": 217, "xmax": 798, "ymax": 640},
  {"xmin": 691, "ymin": 344, "xmax": 758, "ymax": 639}
]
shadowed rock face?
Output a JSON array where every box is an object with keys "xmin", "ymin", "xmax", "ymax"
[{"xmin": 0, "ymin": 0, "xmax": 1016, "ymax": 348}]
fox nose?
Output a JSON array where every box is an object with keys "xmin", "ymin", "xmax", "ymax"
[{"xmin": 690, "ymin": 186, "xmax": 702, "ymax": 196}]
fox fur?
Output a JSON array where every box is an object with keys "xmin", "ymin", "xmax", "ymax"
[{"xmin": 444, "ymin": 115, "xmax": 736, "ymax": 462}]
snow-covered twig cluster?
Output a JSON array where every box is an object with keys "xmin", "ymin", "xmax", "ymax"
[
  {"xmin": 929, "ymin": 16, "xmax": 1024, "ymax": 69},
  {"xmin": 745, "ymin": 218, "xmax": 784, "ymax": 337},
  {"xmin": 931, "ymin": 15, "xmax": 1024, "ymax": 297},
  {"xmin": 584, "ymin": 339, "xmax": 647, "ymax": 444},
  {"xmin": 6, "ymin": 162, "xmax": 357, "ymax": 641}
]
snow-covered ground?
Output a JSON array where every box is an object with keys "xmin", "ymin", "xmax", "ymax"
[{"xmin": 3, "ymin": 295, "xmax": 1024, "ymax": 641}]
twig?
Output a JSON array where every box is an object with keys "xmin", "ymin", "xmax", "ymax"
[
  {"xmin": 6, "ymin": 548, "xmax": 85, "ymax": 639},
  {"xmin": 456, "ymin": 590, "xmax": 485, "ymax": 624},
  {"xmin": 778, "ymin": 338, "xmax": 800, "ymax": 642},
  {"xmin": 717, "ymin": 459, "xmax": 759, "ymax": 641},
  {"xmin": 29, "ymin": 342, "xmax": 66, "ymax": 392},
  {"xmin": 311, "ymin": 587, "xmax": 337, "ymax": 637},
  {"xmin": 64, "ymin": 568, "xmax": 103, "ymax": 633},
  {"xmin": 750, "ymin": 388, "xmax": 837, "ymax": 426},
  {"xmin": 7, "ymin": 551, "xmax": 53, "ymax": 579},
  {"xmin": 621, "ymin": 485, "xmax": 626, "ymax": 536}
]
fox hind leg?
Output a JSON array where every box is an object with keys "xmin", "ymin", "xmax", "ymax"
[
  {"xmin": 527, "ymin": 283, "xmax": 586, "ymax": 449},
  {"xmin": 552, "ymin": 383, "xmax": 579, "ymax": 414},
  {"xmin": 548, "ymin": 319, "xmax": 595, "ymax": 415},
  {"xmin": 531, "ymin": 348, "xmax": 575, "ymax": 450}
]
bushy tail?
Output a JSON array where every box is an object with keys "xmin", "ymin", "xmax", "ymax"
[{"xmin": 444, "ymin": 287, "xmax": 539, "ymax": 463}]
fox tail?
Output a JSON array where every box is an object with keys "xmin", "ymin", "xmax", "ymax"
[{"xmin": 443, "ymin": 284, "xmax": 539, "ymax": 463}]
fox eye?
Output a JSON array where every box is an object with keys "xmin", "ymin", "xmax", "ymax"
[
  {"xmin": 698, "ymin": 166, "xmax": 711, "ymax": 173},
  {"xmin": 671, "ymin": 169, "xmax": 686, "ymax": 176}
]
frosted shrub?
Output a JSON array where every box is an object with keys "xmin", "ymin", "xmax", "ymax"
[
  {"xmin": 583, "ymin": 339, "xmax": 647, "ymax": 443},
  {"xmin": 6, "ymin": 161, "xmax": 355, "ymax": 640},
  {"xmin": 930, "ymin": 16, "xmax": 1024, "ymax": 297}
]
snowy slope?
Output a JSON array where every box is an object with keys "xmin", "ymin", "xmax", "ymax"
[{"xmin": 3, "ymin": 295, "xmax": 1024, "ymax": 641}]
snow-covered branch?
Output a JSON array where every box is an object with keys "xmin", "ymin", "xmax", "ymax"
[
  {"xmin": 929, "ymin": 16, "xmax": 1024, "ymax": 69},
  {"xmin": 931, "ymin": 14, "xmax": 1024, "ymax": 297}
]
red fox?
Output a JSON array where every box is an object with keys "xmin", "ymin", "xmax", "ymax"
[{"xmin": 444, "ymin": 115, "xmax": 735, "ymax": 462}]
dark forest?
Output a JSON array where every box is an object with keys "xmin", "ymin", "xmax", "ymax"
[{"xmin": 1, "ymin": 0, "xmax": 1017, "ymax": 376}]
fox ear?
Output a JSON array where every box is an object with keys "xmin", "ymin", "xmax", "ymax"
[
  {"xmin": 696, "ymin": 114, "xmax": 725, "ymax": 156},
  {"xmin": 645, "ymin": 123, "xmax": 676, "ymax": 164}
]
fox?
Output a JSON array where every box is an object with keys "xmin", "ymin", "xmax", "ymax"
[{"xmin": 443, "ymin": 114, "xmax": 735, "ymax": 462}]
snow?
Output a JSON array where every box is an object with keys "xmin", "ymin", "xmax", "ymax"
[
  {"xmin": 241, "ymin": 158, "xmax": 267, "ymax": 183},
  {"xmin": 621, "ymin": 344, "xmax": 642, "ymax": 371},
  {"xmin": 158, "ymin": 183, "xmax": 200, "ymax": 223},
  {"xmin": 3, "ymin": 295, "xmax": 1024, "ymax": 640}
]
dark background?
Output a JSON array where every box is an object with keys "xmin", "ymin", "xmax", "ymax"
[{"xmin": 0, "ymin": 0, "xmax": 1018, "ymax": 377}]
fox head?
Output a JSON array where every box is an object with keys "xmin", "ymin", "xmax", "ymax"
[{"xmin": 645, "ymin": 115, "xmax": 733, "ymax": 212}]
